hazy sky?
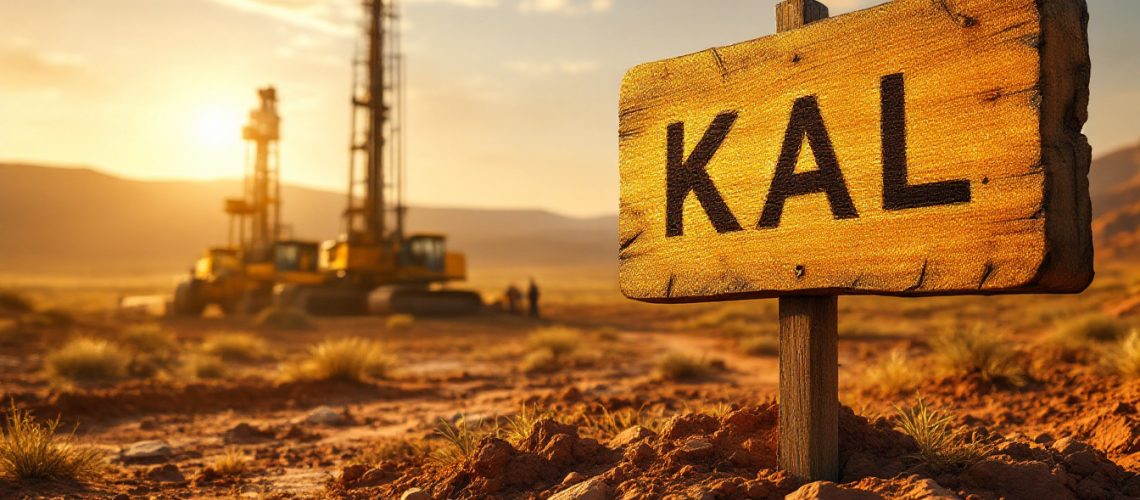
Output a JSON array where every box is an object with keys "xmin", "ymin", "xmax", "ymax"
[{"xmin": 1, "ymin": 0, "xmax": 1137, "ymax": 217}]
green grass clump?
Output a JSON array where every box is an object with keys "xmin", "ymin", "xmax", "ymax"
[
  {"xmin": 255, "ymin": 306, "xmax": 313, "ymax": 331},
  {"xmin": 0, "ymin": 406, "xmax": 104, "ymax": 482},
  {"xmin": 654, "ymin": 353, "xmax": 713, "ymax": 382},
  {"xmin": 1052, "ymin": 314, "xmax": 1131, "ymax": 348},
  {"xmin": 864, "ymin": 350, "xmax": 923, "ymax": 395},
  {"xmin": 1106, "ymin": 330, "xmax": 1140, "ymax": 377},
  {"xmin": 929, "ymin": 327, "xmax": 1022, "ymax": 383},
  {"xmin": 45, "ymin": 339, "xmax": 130, "ymax": 387},
  {"xmin": 739, "ymin": 335, "xmax": 778, "ymax": 357},
  {"xmin": 298, "ymin": 338, "xmax": 392, "ymax": 382},
  {"xmin": 201, "ymin": 332, "xmax": 268, "ymax": 363},
  {"xmin": 386, "ymin": 314, "xmax": 415, "ymax": 332},
  {"xmin": 894, "ymin": 398, "xmax": 991, "ymax": 472}
]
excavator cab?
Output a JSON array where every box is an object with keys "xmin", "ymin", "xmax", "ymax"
[
  {"xmin": 274, "ymin": 241, "xmax": 320, "ymax": 273},
  {"xmin": 398, "ymin": 234, "xmax": 467, "ymax": 282}
]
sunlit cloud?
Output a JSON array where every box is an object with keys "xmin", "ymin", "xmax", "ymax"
[
  {"xmin": 0, "ymin": 39, "xmax": 89, "ymax": 91},
  {"xmin": 517, "ymin": 0, "xmax": 613, "ymax": 15},
  {"xmin": 504, "ymin": 59, "xmax": 600, "ymax": 77}
]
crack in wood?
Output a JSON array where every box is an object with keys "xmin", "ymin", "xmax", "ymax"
[
  {"xmin": 906, "ymin": 259, "xmax": 929, "ymax": 292},
  {"xmin": 619, "ymin": 104, "xmax": 652, "ymax": 120},
  {"xmin": 977, "ymin": 262, "xmax": 995, "ymax": 289},
  {"xmin": 665, "ymin": 274, "xmax": 676, "ymax": 298},
  {"xmin": 709, "ymin": 47, "xmax": 729, "ymax": 82},
  {"xmin": 932, "ymin": 0, "xmax": 977, "ymax": 28},
  {"xmin": 619, "ymin": 231, "xmax": 643, "ymax": 252}
]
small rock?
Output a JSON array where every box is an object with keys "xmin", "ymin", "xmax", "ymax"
[
  {"xmin": 223, "ymin": 422, "xmax": 274, "ymax": 444},
  {"xmin": 122, "ymin": 440, "xmax": 174, "ymax": 464},
  {"xmin": 340, "ymin": 464, "xmax": 369, "ymax": 484},
  {"xmin": 551, "ymin": 477, "xmax": 612, "ymax": 500},
  {"xmin": 401, "ymin": 488, "xmax": 429, "ymax": 500},
  {"xmin": 562, "ymin": 471, "xmax": 586, "ymax": 486},
  {"xmin": 304, "ymin": 405, "xmax": 346, "ymax": 426},
  {"xmin": 145, "ymin": 463, "xmax": 185, "ymax": 483},
  {"xmin": 681, "ymin": 438, "xmax": 713, "ymax": 452},
  {"xmin": 1052, "ymin": 437, "xmax": 1094, "ymax": 456},
  {"xmin": 609, "ymin": 425, "xmax": 655, "ymax": 449},
  {"xmin": 786, "ymin": 481, "xmax": 882, "ymax": 500}
]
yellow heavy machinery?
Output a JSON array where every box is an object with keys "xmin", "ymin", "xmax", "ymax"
[
  {"xmin": 285, "ymin": 0, "xmax": 482, "ymax": 316},
  {"xmin": 173, "ymin": 87, "xmax": 324, "ymax": 316}
]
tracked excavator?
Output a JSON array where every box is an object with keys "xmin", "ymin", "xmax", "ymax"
[
  {"xmin": 172, "ymin": 87, "xmax": 324, "ymax": 316},
  {"xmin": 282, "ymin": 0, "xmax": 482, "ymax": 316}
]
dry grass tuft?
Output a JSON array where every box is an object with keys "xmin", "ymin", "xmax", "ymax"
[
  {"xmin": 654, "ymin": 353, "xmax": 713, "ymax": 382},
  {"xmin": 354, "ymin": 438, "xmax": 424, "ymax": 466},
  {"xmin": 119, "ymin": 325, "xmax": 179, "ymax": 377},
  {"xmin": 297, "ymin": 338, "xmax": 392, "ymax": 382},
  {"xmin": 929, "ymin": 327, "xmax": 1023, "ymax": 383},
  {"xmin": 182, "ymin": 354, "xmax": 228, "ymax": 380},
  {"xmin": 431, "ymin": 417, "xmax": 493, "ymax": 466},
  {"xmin": 500, "ymin": 405, "xmax": 555, "ymax": 445},
  {"xmin": 864, "ymin": 350, "xmax": 923, "ymax": 395},
  {"xmin": 1106, "ymin": 330, "xmax": 1140, "ymax": 377},
  {"xmin": 385, "ymin": 314, "xmax": 415, "ymax": 332},
  {"xmin": 739, "ymin": 335, "xmax": 779, "ymax": 357},
  {"xmin": 1052, "ymin": 314, "xmax": 1131, "ymax": 349},
  {"xmin": 201, "ymin": 332, "xmax": 268, "ymax": 363},
  {"xmin": 255, "ymin": 306, "xmax": 313, "ymax": 331},
  {"xmin": 526, "ymin": 326, "xmax": 582, "ymax": 360},
  {"xmin": 212, "ymin": 448, "xmax": 250, "ymax": 477},
  {"xmin": 0, "ymin": 406, "xmax": 104, "ymax": 482},
  {"xmin": 894, "ymin": 398, "xmax": 991, "ymax": 472},
  {"xmin": 520, "ymin": 348, "xmax": 558, "ymax": 374},
  {"xmin": 581, "ymin": 405, "xmax": 667, "ymax": 440},
  {"xmin": 45, "ymin": 338, "xmax": 130, "ymax": 387}
]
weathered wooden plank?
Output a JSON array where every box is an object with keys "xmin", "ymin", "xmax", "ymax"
[
  {"xmin": 618, "ymin": 0, "xmax": 1093, "ymax": 303},
  {"xmin": 779, "ymin": 294, "xmax": 838, "ymax": 482}
]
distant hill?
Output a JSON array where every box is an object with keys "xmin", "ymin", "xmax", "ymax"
[
  {"xmin": 1090, "ymin": 142, "xmax": 1140, "ymax": 260},
  {"xmin": 0, "ymin": 163, "xmax": 615, "ymax": 275},
  {"xmin": 0, "ymin": 141, "xmax": 1137, "ymax": 276}
]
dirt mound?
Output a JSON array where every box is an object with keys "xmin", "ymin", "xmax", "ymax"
[{"xmin": 332, "ymin": 404, "xmax": 1140, "ymax": 499}]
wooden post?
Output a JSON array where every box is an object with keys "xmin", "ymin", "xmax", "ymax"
[{"xmin": 775, "ymin": 0, "xmax": 838, "ymax": 484}]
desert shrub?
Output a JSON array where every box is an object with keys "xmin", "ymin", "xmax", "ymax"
[
  {"xmin": 500, "ymin": 405, "xmax": 555, "ymax": 445},
  {"xmin": 45, "ymin": 338, "xmax": 130, "ymax": 387},
  {"xmin": 1106, "ymin": 330, "xmax": 1140, "ymax": 377},
  {"xmin": 212, "ymin": 448, "xmax": 249, "ymax": 477},
  {"xmin": 0, "ymin": 291, "xmax": 34, "ymax": 315},
  {"xmin": 654, "ymin": 353, "xmax": 712, "ymax": 382},
  {"xmin": 431, "ymin": 417, "xmax": 493, "ymax": 466},
  {"xmin": 119, "ymin": 325, "xmax": 179, "ymax": 377},
  {"xmin": 582, "ymin": 405, "xmax": 667, "ymax": 440},
  {"xmin": 740, "ymin": 335, "xmax": 778, "ymax": 357},
  {"xmin": 201, "ymin": 332, "xmax": 268, "ymax": 363},
  {"xmin": 864, "ymin": 350, "xmax": 923, "ymax": 395},
  {"xmin": 182, "ymin": 354, "xmax": 227, "ymax": 380},
  {"xmin": 386, "ymin": 314, "xmax": 415, "ymax": 332},
  {"xmin": 526, "ymin": 326, "xmax": 582, "ymax": 360},
  {"xmin": 255, "ymin": 306, "xmax": 313, "ymax": 331},
  {"xmin": 0, "ymin": 406, "xmax": 104, "ymax": 482},
  {"xmin": 895, "ymin": 398, "xmax": 991, "ymax": 472},
  {"xmin": 929, "ymin": 327, "xmax": 1022, "ymax": 383},
  {"xmin": 298, "ymin": 338, "xmax": 392, "ymax": 382},
  {"xmin": 1052, "ymin": 314, "xmax": 1131, "ymax": 348}
]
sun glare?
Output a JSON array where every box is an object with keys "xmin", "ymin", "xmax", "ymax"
[{"xmin": 192, "ymin": 107, "xmax": 241, "ymax": 150}]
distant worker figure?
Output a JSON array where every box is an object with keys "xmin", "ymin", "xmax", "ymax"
[
  {"xmin": 506, "ymin": 284, "xmax": 523, "ymax": 315},
  {"xmin": 527, "ymin": 278, "xmax": 541, "ymax": 319}
]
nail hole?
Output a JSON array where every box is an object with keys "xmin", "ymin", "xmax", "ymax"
[
  {"xmin": 982, "ymin": 177, "xmax": 990, "ymax": 185},
  {"xmin": 794, "ymin": 265, "xmax": 806, "ymax": 278},
  {"xmin": 791, "ymin": 54, "xmax": 801, "ymax": 64}
]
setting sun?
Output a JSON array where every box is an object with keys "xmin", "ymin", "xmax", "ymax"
[{"xmin": 192, "ymin": 106, "xmax": 242, "ymax": 150}]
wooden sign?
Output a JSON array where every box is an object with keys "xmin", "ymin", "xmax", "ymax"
[{"xmin": 618, "ymin": 0, "xmax": 1094, "ymax": 303}]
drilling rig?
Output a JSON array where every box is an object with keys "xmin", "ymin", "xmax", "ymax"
[
  {"xmin": 289, "ymin": 0, "xmax": 482, "ymax": 315},
  {"xmin": 172, "ymin": 87, "xmax": 324, "ymax": 316}
]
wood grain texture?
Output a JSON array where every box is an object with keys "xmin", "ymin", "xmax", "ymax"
[
  {"xmin": 779, "ymin": 295, "xmax": 838, "ymax": 482},
  {"xmin": 618, "ymin": 0, "xmax": 1093, "ymax": 303}
]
